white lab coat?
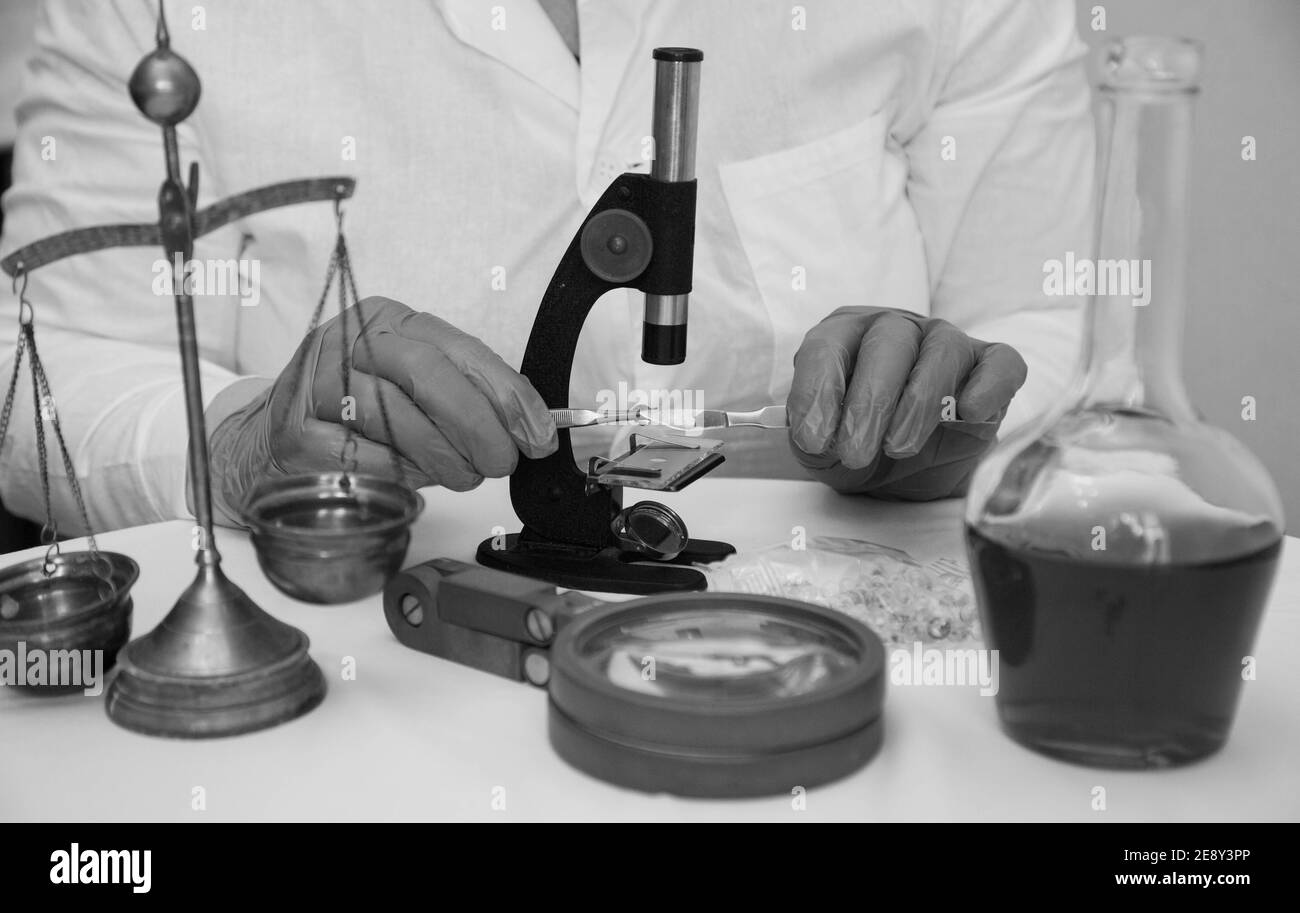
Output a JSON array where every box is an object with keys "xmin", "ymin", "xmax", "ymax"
[{"xmin": 0, "ymin": 0, "xmax": 1094, "ymax": 533}]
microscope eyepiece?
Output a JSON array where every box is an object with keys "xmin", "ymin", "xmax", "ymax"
[
  {"xmin": 642, "ymin": 320, "xmax": 688, "ymax": 364},
  {"xmin": 653, "ymin": 47, "xmax": 704, "ymax": 63},
  {"xmin": 643, "ymin": 48, "xmax": 701, "ymax": 367}
]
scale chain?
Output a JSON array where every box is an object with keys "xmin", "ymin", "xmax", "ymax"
[
  {"xmin": 336, "ymin": 234, "xmax": 354, "ymax": 479},
  {"xmin": 288, "ymin": 211, "xmax": 403, "ymax": 485},
  {"xmin": 339, "ymin": 238, "xmax": 404, "ymax": 483},
  {"xmin": 0, "ymin": 327, "xmax": 27, "ymax": 453},
  {"xmin": 282, "ymin": 238, "xmax": 340, "ymax": 412},
  {"xmin": 3, "ymin": 276, "xmax": 102, "ymax": 575},
  {"xmin": 25, "ymin": 325, "xmax": 54, "ymax": 549},
  {"xmin": 28, "ymin": 331, "xmax": 100, "ymax": 556}
]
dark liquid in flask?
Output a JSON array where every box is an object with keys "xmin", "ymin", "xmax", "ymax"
[{"xmin": 965, "ymin": 527, "xmax": 1281, "ymax": 769}]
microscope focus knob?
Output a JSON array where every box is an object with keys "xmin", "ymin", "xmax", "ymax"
[{"xmin": 580, "ymin": 209, "xmax": 653, "ymax": 283}]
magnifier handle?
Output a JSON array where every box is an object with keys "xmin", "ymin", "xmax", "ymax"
[{"xmin": 386, "ymin": 558, "xmax": 604, "ymax": 647}]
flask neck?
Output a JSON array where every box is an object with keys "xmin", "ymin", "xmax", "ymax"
[{"xmin": 1075, "ymin": 52, "xmax": 1199, "ymax": 423}]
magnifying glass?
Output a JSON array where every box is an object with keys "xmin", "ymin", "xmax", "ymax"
[{"xmin": 384, "ymin": 561, "xmax": 885, "ymax": 797}]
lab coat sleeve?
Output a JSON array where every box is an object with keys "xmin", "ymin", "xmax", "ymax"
[
  {"xmin": 0, "ymin": 0, "xmax": 240, "ymax": 534},
  {"xmin": 903, "ymin": 0, "xmax": 1096, "ymax": 432}
]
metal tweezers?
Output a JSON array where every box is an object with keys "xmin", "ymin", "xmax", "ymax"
[{"xmin": 552, "ymin": 405, "xmax": 788, "ymax": 431}]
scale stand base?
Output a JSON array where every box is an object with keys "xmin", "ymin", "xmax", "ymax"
[
  {"xmin": 105, "ymin": 563, "xmax": 326, "ymax": 739},
  {"xmin": 477, "ymin": 533, "xmax": 735, "ymax": 595}
]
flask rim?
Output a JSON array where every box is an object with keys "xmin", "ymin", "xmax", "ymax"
[{"xmin": 1099, "ymin": 36, "xmax": 1203, "ymax": 94}]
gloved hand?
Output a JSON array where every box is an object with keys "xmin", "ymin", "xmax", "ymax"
[
  {"xmin": 208, "ymin": 297, "xmax": 556, "ymax": 524},
  {"xmin": 787, "ymin": 307, "xmax": 1027, "ymax": 499}
]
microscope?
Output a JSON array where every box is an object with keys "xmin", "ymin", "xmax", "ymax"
[{"xmin": 476, "ymin": 48, "xmax": 734, "ymax": 595}]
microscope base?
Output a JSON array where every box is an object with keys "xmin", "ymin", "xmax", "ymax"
[{"xmin": 476, "ymin": 534, "xmax": 735, "ymax": 595}]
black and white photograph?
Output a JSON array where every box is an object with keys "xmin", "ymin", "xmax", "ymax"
[{"xmin": 0, "ymin": 0, "xmax": 1294, "ymax": 877}]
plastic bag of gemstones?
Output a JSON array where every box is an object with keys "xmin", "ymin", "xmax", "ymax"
[{"xmin": 703, "ymin": 536, "xmax": 979, "ymax": 644}]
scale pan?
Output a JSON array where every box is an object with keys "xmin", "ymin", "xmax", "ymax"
[
  {"xmin": 243, "ymin": 472, "xmax": 423, "ymax": 604},
  {"xmin": 0, "ymin": 550, "xmax": 138, "ymax": 693}
]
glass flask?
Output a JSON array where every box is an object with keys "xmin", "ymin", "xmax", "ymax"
[{"xmin": 963, "ymin": 37, "xmax": 1285, "ymax": 769}]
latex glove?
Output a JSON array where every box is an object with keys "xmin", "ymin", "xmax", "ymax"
[
  {"xmin": 208, "ymin": 297, "xmax": 556, "ymax": 524},
  {"xmin": 788, "ymin": 307, "xmax": 1027, "ymax": 500}
]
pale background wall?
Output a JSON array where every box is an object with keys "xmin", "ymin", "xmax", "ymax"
[{"xmin": 1074, "ymin": 0, "xmax": 1300, "ymax": 524}]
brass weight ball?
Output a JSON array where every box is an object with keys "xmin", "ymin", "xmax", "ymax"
[{"xmin": 128, "ymin": 46, "xmax": 201, "ymax": 127}]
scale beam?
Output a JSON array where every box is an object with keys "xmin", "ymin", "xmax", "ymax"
[{"xmin": 1, "ymin": 177, "xmax": 355, "ymax": 277}]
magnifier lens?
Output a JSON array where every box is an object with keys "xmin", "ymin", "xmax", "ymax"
[
  {"xmin": 627, "ymin": 511, "xmax": 682, "ymax": 553},
  {"xmin": 578, "ymin": 608, "xmax": 862, "ymax": 701},
  {"xmin": 549, "ymin": 593, "xmax": 886, "ymax": 797},
  {"xmin": 611, "ymin": 501, "xmax": 688, "ymax": 560}
]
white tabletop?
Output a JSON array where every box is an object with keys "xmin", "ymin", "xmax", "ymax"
[{"xmin": 2, "ymin": 478, "xmax": 1296, "ymax": 822}]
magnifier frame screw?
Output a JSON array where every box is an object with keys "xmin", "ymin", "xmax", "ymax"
[
  {"xmin": 523, "ymin": 650, "xmax": 550, "ymax": 687},
  {"xmin": 525, "ymin": 608, "xmax": 554, "ymax": 643}
]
